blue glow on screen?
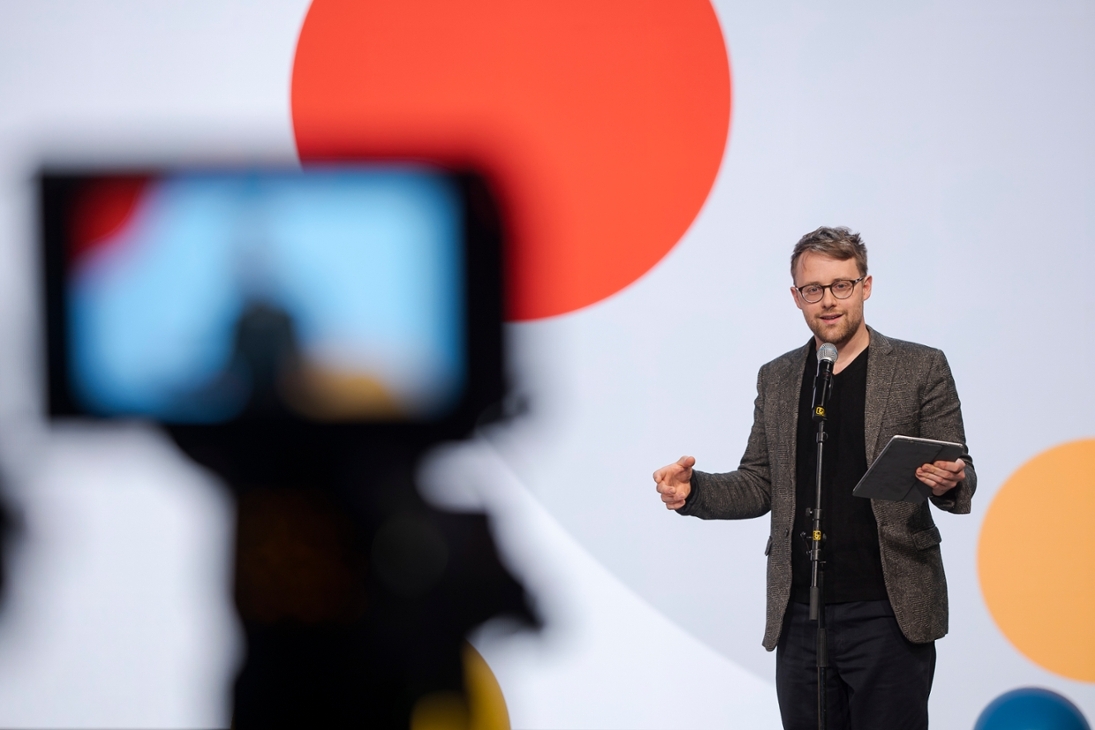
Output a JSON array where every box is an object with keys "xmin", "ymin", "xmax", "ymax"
[{"xmin": 68, "ymin": 168, "xmax": 465, "ymax": 422}]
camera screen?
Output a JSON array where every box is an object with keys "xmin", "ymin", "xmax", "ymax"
[{"xmin": 51, "ymin": 167, "xmax": 466, "ymax": 423}]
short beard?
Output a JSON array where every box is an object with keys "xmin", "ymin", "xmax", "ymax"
[{"xmin": 808, "ymin": 309, "xmax": 862, "ymax": 348}]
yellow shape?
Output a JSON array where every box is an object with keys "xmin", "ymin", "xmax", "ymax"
[
  {"xmin": 411, "ymin": 643, "xmax": 510, "ymax": 730},
  {"xmin": 464, "ymin": 643, "xmax": 510, "ymax": 730},
  {"xmin": 978, "ymin": 439, "xmax": 1095, "ymax": 682}
]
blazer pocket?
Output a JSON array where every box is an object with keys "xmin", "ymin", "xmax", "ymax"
[
  {"xmin": 911, "ymin": 525, "xmax": 942, "ymax": 550},
  {"xmin": 764, "ymin": 536, "xmax": 772, "ymax": 556}
]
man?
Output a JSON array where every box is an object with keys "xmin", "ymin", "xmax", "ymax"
[{"xmin": 653, "ymin": 227, "xmax": 974, "ymax": 730}]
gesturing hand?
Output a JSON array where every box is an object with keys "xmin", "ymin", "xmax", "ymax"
[
  {"xmin": 916, "ymin": 458, "xmax": 965, "ymax": 496},
  {"xmin": 654, "ymin": 455, "xmax": 695, "ymax": 510}
]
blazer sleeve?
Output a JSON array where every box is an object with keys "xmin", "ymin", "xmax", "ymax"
[
  {"xmin": 921, "ymin": 349, "xmax": 976, "ymax": 514},
  {"xmin": 676, "ymin": 365, "xmax": 774, "ymax": 520}
]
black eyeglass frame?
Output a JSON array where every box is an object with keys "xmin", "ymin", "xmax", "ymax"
[{"xmin": 795, "ymin": 276, "xmax": 865, "ymax": 304}]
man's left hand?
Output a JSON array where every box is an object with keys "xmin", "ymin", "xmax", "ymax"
[{"xmin": 916, "ymin": 458, "xmax": 965, "ymax": 496}]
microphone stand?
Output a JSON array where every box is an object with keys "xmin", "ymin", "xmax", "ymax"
[{"xmin": 808, "ymin": 351, "xmax": 834, "ymax": 730}]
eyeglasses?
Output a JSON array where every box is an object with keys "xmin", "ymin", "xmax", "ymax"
[{"xmin": 795, "ymin": 277, "xmax": 864, "ymax": 304}]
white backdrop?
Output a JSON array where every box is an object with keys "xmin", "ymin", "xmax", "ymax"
[{"xmin": 0, "ymin": 1, "xmax": 1092, "ymax": 727}]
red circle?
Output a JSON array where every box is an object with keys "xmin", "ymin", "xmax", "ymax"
[{"xmin": 291, "ymin": 0, "xmax": 731, "ymax": 320}]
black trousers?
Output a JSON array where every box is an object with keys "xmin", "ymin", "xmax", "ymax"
[{"xmin": 775, "ymin": 600, "xmax": 936, "ymax": 730}]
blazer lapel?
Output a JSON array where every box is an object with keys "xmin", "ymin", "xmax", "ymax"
[
  {"xmin": 771, "ymin": 342, "xmax": 811, "ymax": 492},
  {"xmin": 864, "ymin": 327, "xmax": 896, "ymax": 463}
]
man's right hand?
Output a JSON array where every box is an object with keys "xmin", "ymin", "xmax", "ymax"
[{"xmin": 654, "ymin": 455, "xmax": 695, "ymax": 510}]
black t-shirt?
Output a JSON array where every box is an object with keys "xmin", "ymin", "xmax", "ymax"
[{"xmin": 791, "ymin": 344, "xmax": 888, "ymax": 604}]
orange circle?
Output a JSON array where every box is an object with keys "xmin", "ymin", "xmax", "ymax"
[
  {"xmin": 978, "ymin": 439, "xmax": 1095, "ymax": 682},
  {"xmin": 290, "ymin": 0, "xmax": 731, "ymax": 320}
]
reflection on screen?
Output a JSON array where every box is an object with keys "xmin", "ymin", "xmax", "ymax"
[{"xmin": 66, "ymin": 168, "xmax": 465, "ymax": 423}]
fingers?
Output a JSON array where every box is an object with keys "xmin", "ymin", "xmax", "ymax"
[
  {"xmin": 657, "ymin": 479, "xmax": 686, "ymax": 509},
  {"xmin": 656, "ymin": 479, "xmax": 685, "ymax": 502},
  {"xmin": 916, "ymin": 458, "xmax": 965, "ymax": 496},
  {"xmin": 916, "ymin": 467, "xmax": 955, "ymax": 489},
  {"xmin": 933, "ymin": 458, "xmax": 964, "ymax": 474},
  {"xmin": 915, "ymin": 471, "xmax": 949, "ymax": 496},
  {"xmin": 655, "ymin": 458, "xmax": 693, "ymax": 508},
  {"xmin": 652, "ymin": 456, "xmax": 695, "ymax": 485},
  {"xmin": 673, "ymin": 455, "xmax": 695, "ymax": 482}
]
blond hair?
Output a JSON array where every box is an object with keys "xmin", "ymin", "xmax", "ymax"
[{"xmin": 790, "ymin": 226, "xmax": 867, "ymax": 280}]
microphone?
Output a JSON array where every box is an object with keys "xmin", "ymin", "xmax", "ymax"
[{"xmin": 811, "ymin": 343, "xmax": 838, "ymax": 422}]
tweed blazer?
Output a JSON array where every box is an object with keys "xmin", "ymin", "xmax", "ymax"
[{"xmin": 679, "ymin": 328, "xmax": 975, "ymax": 651}]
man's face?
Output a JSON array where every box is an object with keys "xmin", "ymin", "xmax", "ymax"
[{"xmin": 791, "ymin": 252, "xmax": 872, "ymax": 347}]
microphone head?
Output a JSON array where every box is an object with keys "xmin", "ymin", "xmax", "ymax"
[{"xmin": 818, "ymin": 343, "xmax": 838, "ymax": 364}]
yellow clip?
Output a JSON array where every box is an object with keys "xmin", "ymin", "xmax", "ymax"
[
  {"xmin": 812, "ymin": 530, "xmax": 822, "ymax": 542},
  {"xmin": 814, "ymin": 406, "xmax": 825, "ymax": 417}
]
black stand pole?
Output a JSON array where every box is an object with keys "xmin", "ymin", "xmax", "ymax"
[
  {"xmin": 806, "ymin": 343, "xmax": 836, "ymax": 730},
  {"xmin": 808, "ymin": 418, "xmax": 829, "ymax": 730}
]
